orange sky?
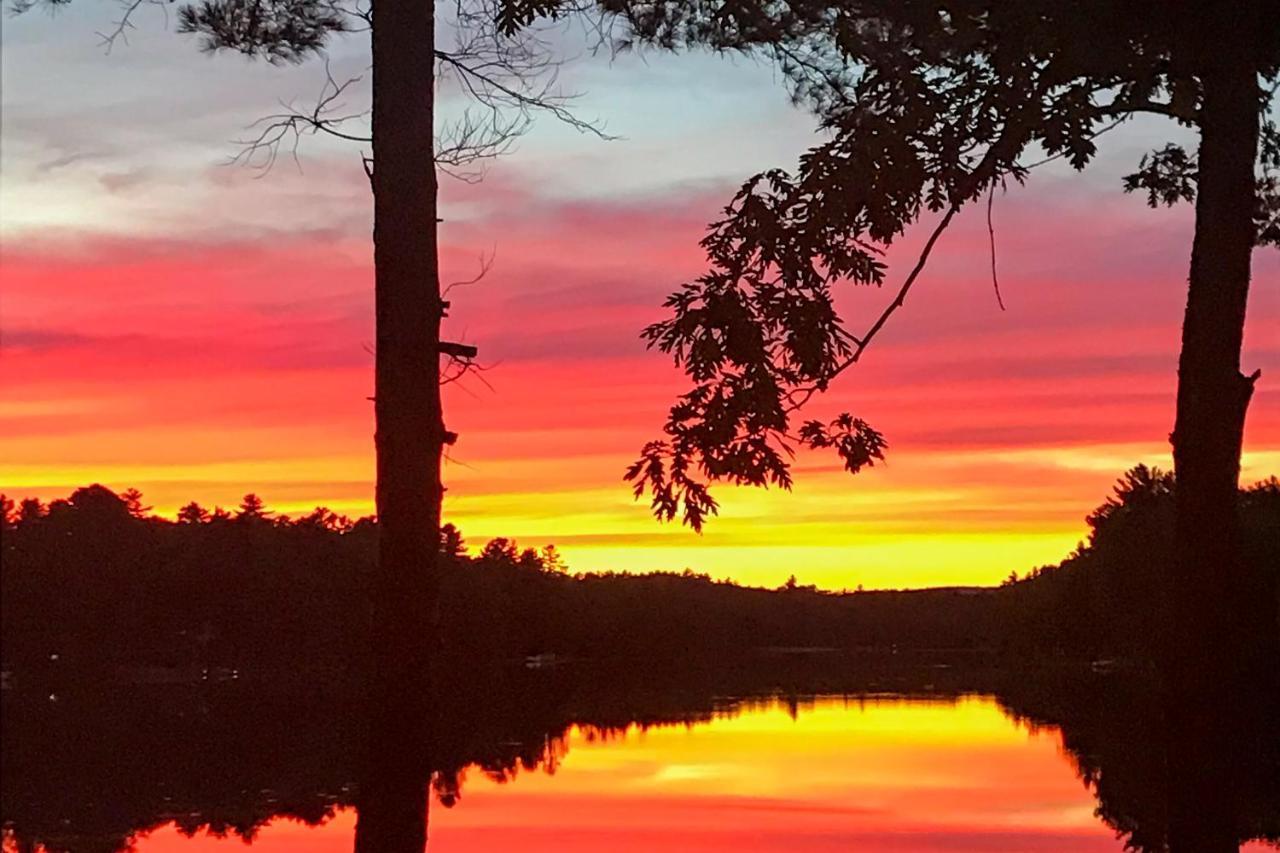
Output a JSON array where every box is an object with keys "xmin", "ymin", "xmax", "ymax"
[{"xmin": 2, "ymin": 9, "xmax": 1278, "ymax": 588}]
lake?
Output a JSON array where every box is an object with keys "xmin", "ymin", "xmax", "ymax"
[{"xmin": 4, "ymin": 673, "xmax": 1277, "ymax": 852}]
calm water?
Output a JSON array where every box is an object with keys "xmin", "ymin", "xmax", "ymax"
[
  {"xmin": 6, "ymin": 690, "xmax": 1276, "ymax": 853},
  {"xmin": 149, "ymin": 695, "xmax": 1121, "ymax": 852}
]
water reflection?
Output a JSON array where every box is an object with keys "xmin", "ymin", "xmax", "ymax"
[{"xmin": 3, "ymin": 663, "xmax": 1276, "ymax": 852}]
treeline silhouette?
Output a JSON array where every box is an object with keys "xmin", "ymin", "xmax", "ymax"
[
  {"xmin": 0, "ymin": 486, "xmax": 993, "ymax": 683},
  {"xmin": 2, "ymin": 467, "xmax": 1277, "ymax": 683},
  {"xmin": 996, "ymin": 465, "xmax": 1280, "ymax": 661}
]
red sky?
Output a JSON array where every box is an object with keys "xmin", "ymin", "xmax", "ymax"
[{"xmin": 2, "ymin": 9, "xmax": 1277, "ymax": 588}]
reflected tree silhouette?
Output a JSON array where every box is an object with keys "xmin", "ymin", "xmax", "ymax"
[
  {"xmin": 354, "ymin": 760, "xmax": 430, "ymax": 853},
  {"xmin": 5, "ymin": 663, "xmax": 1278, "ymax": 853},
  {"xmin": 1000, "ymin": 669, "xmax": 1280, "ymax": 853}
]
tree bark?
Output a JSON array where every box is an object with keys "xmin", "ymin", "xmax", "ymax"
[
  {"xmin": 356, "ymin": 0, "xmax": 443, "ymax": 849},
  {"xmin": 1165, "ymin": 47, "xmax": 1266, "ymax": 853},
  {"xmin": 1168, "ymin": 53, "xmax": 1265, "ymax": 692}
]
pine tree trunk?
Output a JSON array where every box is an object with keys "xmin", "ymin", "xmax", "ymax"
[
  {"xmin": 356, "ymin": 0, "xmax": 444, "ymax": 848},
  {"xmin": 369, "ymin": 0, "xmax": 445, "ymax": 693}
]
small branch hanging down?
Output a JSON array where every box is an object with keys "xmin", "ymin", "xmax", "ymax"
[{"xmin": 987, "ymin": 183, "xmax": 1006, "ymax": 312}]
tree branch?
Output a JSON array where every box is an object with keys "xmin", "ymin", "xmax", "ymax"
[
  {"xmin": 783, "ymin": 119, "xmax": 1026, "ymax": 412},
  {"xmin": 96, "ymin": 0, "xmax": 161, "ymax": 52}
]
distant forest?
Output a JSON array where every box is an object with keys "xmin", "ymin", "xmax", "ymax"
[{"xmin": 2, "ymin": 466, "xmax": 1277, "ymax": 681}]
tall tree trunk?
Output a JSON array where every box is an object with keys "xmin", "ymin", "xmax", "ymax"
[
  {"xmin": 1169, "ymin": 54, "xmax": 1264, "ymax": 691},
  {"xmin": 369, "ymin": 0, "xmax": 445, "ymax": 692},
  {"xmin": 356, "ymin": 0, "xmax": 443, "ymax": 849},
  {"xmin": 1165, "ymin": 46, "xmax": 1265, "ymax": 853}
]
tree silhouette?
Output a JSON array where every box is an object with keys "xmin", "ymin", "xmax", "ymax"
[
  {"xmin": 1085, "ymin": 465, "xmax": 1175, "ymax": 543},
  {"xmin": 480, "ymin": 537, "xmax": 519, "ymax": 562},
  {"xmin": 440, "ymin": 523, "xmax": 466, "ymax": 558},
  {"xmin": 18, "ymin": 498, "xmax": 44, "ymax": 524},
  {"xmin": 177, "ymin": 502, "xmax": 211, "ymax": 525},
  {"xmin": 9, "ymin": 0, "xmax": 606, "ymax": 800},
  {"xmin": 539, "ymin": 544, "xmax": 567, "ymax": 572},
  {"xmin": 121, "ymin": 488, "xmax": 150, "ymax": 518},
  {"xmin": 7, "ymin": 4, "xmax": 604, "ymax": 847},
  {"xmin": 612, "ymin": 1, "xmax": 1279, "ymax": 686},
  {"xmin": 236, "ymin": 493, "xmax": 269, "ymax": 520}
]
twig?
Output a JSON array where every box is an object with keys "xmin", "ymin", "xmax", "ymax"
[
  {"xmin": 443, "ymin": 251, "xmax": 496, "ymax": 298},
  {"xmin": 783, "ymin": 201, "xmax": 959, "ymax": 412},
  {"xmin": 97, "ymin": 0, "xmax": 150, "ymax": 52},
  {"xmin": 987, "ymin": 182, "xmax": 1006, "ymax": 311},
  {"xmin": 1018, "ymin": 117, "xmax": 1126, "ymax": 171},
  {"xmin": 232, "ymin": 63, "xmax": 370, "ymax": 173}
]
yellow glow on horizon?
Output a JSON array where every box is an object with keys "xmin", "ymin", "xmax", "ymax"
[{"xmin": 5, "ymin": 438, "xmax": 1278, "ymax": 589}]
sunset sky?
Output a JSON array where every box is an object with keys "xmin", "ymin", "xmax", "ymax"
[{"xmin": 3, "ymin": 6, "xmax": 1278, "ymax": 589}]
